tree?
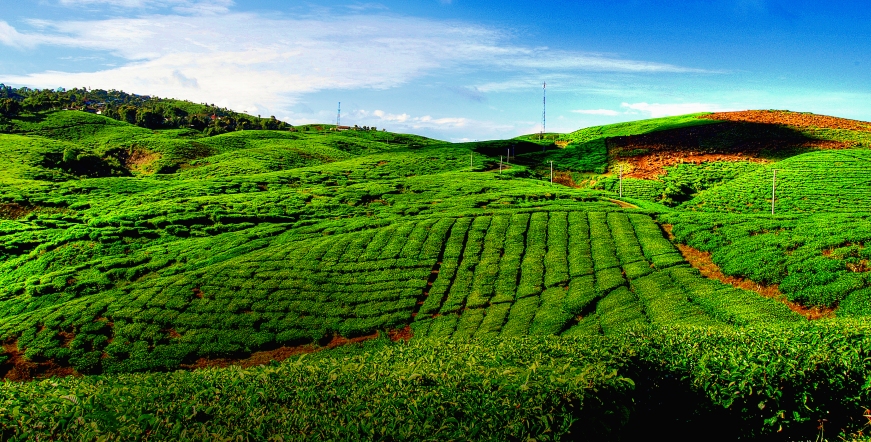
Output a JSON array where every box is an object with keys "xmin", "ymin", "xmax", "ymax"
[
  {"xmin": 0, "ymin": 99, "xmax": 21, "ymax": 118},
  {"xmin": 119, "ymin": 105, "xmax": 138, "ymax": 124},
  {"xmin": 136, "ymin": 109, "xmax": 163, "ymax": 129}
]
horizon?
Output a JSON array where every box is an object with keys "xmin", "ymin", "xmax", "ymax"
[{"xmin": 1, "ymin": 0, "xmax": 869, "ymax": 141}]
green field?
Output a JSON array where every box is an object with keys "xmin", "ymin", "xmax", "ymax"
[{"xmin": 4, "ymin": 104, "xmax": 871, "ymax": 440}]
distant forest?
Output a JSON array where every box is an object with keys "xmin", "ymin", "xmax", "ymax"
[{"xmin": 0, "ymin": 84, "xmax": 293, "ymax": 135}]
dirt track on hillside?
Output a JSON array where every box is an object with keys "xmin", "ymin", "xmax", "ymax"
[
  {"xmin": 663, "ymin": 225, "xmax": 835, "ymax": 320},
  {"xmin": 2, "ymin": 327, "xmax": 414, "ymax": 381}
]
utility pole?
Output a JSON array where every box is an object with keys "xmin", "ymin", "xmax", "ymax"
[
  {"xmin": 619, "ymin": 164, "xmax": 624, "ymax": 198},
  {"xmin": 771, "ymin": 169, "xmax": 777, "ymax": 215},
  {"xmin": 500, "ymin": 155, "xmax": 503, "ymax": 174},
  {"xmin": 550, "ymin": 161, "xmax": 553, "ymax": 184},
  {"xmin": 506, "ymin": 148, "xmax": 510, "ymax": 165}
]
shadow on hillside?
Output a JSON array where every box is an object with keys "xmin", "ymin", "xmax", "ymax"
[
  {"xmin": 13, "ymin": 113, "xmax": 49, "ymax": 125},
  {"xmin": 608, "ymin": 121, "xmax": 850, "ymax": 160}
]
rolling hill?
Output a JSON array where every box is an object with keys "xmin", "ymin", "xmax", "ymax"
[{"xmin": 3, "ymin": 105, "xmax": 871, "ymax": 440}]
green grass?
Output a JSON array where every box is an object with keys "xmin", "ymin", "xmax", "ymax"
[{"xmin": 564, "ymin": 113, "xmax": 718, "ymax": 143}]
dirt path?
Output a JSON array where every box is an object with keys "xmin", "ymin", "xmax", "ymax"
[
  {"xmin": 608, "ymin": 199, "xmax": 639, "ymax": 209},
  {"xmin": 2, "ymin": 327, "xmax": 413, "ymax": 381},
  {"xmin": 662, "ymin": 225, "xmax": 835, "ymax": 320}
]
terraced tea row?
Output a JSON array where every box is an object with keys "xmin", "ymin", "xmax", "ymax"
[
  {"xmin": 0, "ymin": 207, "xmax": 798, "ymax": 374},
  {"xmin": 413, "ymin": 211, "xmax": 799, "ymax": 340}
]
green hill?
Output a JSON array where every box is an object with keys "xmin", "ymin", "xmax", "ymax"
[{"xmin": 3, "ymin": 104, "xmax": 871, "ymax": 440}]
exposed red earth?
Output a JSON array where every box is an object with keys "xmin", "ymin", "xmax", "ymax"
[
  {"xmin": 664, "ymin": 225, "xmax": 835, "ymax": 320},
  {"xmin": 1, "ymin": 329, "xmax": 414, "ymax": 381},
  {"xmin": 0, "ymin": 203, "xmax": 33, "ymax": 220},
  {"xmin": 700, "ymin": 110, "xmax": 871, "ymax": 132},
  {"xmin": 2, "ymin": 339, "xmax": 78, "ymax": 381}
]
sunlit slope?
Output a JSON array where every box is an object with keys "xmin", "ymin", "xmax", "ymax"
[
  {"xmin": 1, "ymin": 110, "xmax": 442, "ymax": 176},
  {"xmin": 0, "ymin": 205, "xmax": 798, "ymax": 374},
  {"xmin": 681, "ymin": 149, "xmax": 871, "ymax": 213}
]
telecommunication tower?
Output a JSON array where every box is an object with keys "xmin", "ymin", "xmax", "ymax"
[
  {"xmin": 337, "ymin": 102, "xmax": 341, "ymax": 127},
  {"xmin": 541, "ymin": 82, "xmax": 546, "ymax": 139}
]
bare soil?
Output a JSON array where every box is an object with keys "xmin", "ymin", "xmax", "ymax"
[
  {"xmin": 2, "ymin": 326, "xmax": 415, "ymax": 381},
  {"xmin": 608, "ymin": 199, "xmax": 639, "ymax": 209},
  {"xmin": 0, "ymin": 203, "xmax": 33, "ymax": 220},
  {"xmin": 1, "ymin": 339, "xmax": 79, "ymax": 381},
  {"xmin": 701, "ymin": 110, "xmax": 871, "ymax": 132},
  {"xmin": 623, "ymin": 152, "xmax": 773, "ymax": 180},
  {"xmin": 180, "ymin": 331, "xmax": 398, "ymax": 370},
  {"xmin": 121, "ymin": 147, "xmax": 161, "ymax": 173},
  {"xmin": 552, "ymin": 171, "xmax": 579, "ymax": 187},
  {"xmin": 663, "ymin": 225, "xmax": 835, "ymax": 320}
]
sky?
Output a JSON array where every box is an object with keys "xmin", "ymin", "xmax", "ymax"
[{"xmin": 1, "ymin": 1, "xmax": 869, "ymax": 141}]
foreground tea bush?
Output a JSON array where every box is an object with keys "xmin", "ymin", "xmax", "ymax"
[
  {"xmin": 0, "ymin": 337, "xmax": 636, "ymax": 441},
  {"xmin": 4, "ymin": 323, "xmax": 871, "ymax": 441}
]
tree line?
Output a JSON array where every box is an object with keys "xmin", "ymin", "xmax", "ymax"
[{"xmin": 0, "ymin": 84, "xmax": 293, "ymax": 135}]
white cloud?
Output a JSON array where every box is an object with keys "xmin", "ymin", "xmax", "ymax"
[
  {"xmin": 355, "ymin": 109, "xmax": 475, "ymax": 129},
  {"xmin": 498, "ymin": 52, "xmax": 719, "ymax": 74},
  {"xmin": 620, "ymin": 102, "xmax": 730, "ymax": 118},
  {"xmin": 0, "ymin": 9, "xmax": 719, "ymax": 134},
  {"xmin": 571, "ymin": 109, "xmax": 621, "ymax": 116},
  {"xmin": 346, "ymin": 3, "xmax": 389, "ymax": 11},
  {"xmin": 56, "ymin": 0, "xmax": 234, "ymax": 14},
  {"xmin": 0, "ymin": 21, "xmax": 29, "ymax": 48}
]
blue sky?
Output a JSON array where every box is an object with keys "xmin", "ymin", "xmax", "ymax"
[{"xmin": 1, "ymin": 1, "xmax": 869, "ymax": 141}]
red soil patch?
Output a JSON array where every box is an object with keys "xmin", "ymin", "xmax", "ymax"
[
  {"xmin": 57, "ymin": 331, "xmax": 76, "ymax": 348},
  {"xmin": 1, "ymin": 339, "xmax": 79, "ymax": 382},
  {"xmin": 388, "ymin": 325, "xmax": 413, "ymax": 342},
  {"xmin": 701, "ymin": 110, "xmax": 871, "ymax": 132},
  {"xmin": 180, "ymin": 329, "xmax": 413, "ymax": 371},
  {"xmin": 0, "ymin": 203, "xmax": 34, "ymax": 220},
  {"xmin": 120, "ymin": 147, "xmax": 161, "ymax": 173},
  {"xmin": 623, "ymin": 152, "xmax": 773, "ymax": 180},
  {"xmin": 553, "ymin": 171, "xmax": 579, "ymax": 187},
  {"xmin": 663, "ymin": 225, "xmax": 834, "ymax": 320},
  {"xmin": 2, "ymin": 325, "xmax": 415, "ymax": 380}
]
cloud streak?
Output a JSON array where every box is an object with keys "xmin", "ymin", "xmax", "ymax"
[
  {"xmin": 620, "ymin": 102, "xmax": 731, "ymax": 117},
  {"xmin": 0, "ymin": 8, "xmax": 720, "ymax": 134},
  {"xmin": 571, "ymin": 109, "xmax": 621, "ymax": 116},
  {"xmin": 56, "ymin": 0, "xmax": 234, "ymax": 14}
]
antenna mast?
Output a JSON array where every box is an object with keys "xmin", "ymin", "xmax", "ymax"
[
  {"xmin": 542, "ymin": 82, "xmax": 546, "ymax": 139},
  {"xmin": 337, "ymin": 102, "xmax": 341, "ymax": 127}
]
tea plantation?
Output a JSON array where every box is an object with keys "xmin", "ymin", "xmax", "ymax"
[{"xmin": 3, "ymin": 107, "xmax": 871, "ymax": 440}]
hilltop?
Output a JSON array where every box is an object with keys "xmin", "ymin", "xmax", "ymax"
[{"xmin": 2, "ymin": 99, "xmax": 871, "ymax": 440}]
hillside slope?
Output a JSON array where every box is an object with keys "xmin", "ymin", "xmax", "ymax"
[{"xmin": 3, "ymin": 105, "xmax": 871, "ymax": 440}]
